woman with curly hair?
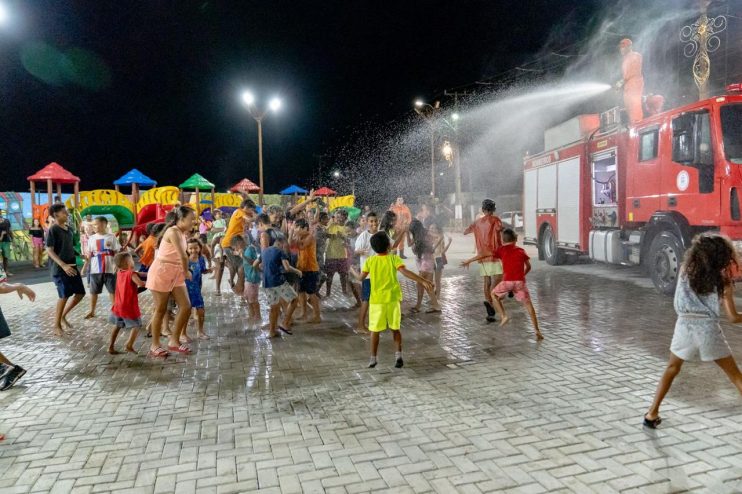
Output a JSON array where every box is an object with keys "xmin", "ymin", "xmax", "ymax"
[
  {"xmin": 406, "ymin": 219, "xmax": 441, "ymax": 313},
  {"xmin": 644, "ymin": 234, "xmax": 742, "ymax": 428}
]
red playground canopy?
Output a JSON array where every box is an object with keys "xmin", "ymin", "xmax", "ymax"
[
  {"xmin": 229, "ymin": 178, "xmax": 260, "ymax": 193},
  {"xmin": 314, "ymin": 186, "xmax": 337, "ymax": 196},
  {"xmin": 27, "ymin": 162, "xmax": 81, "ymax": 184}
]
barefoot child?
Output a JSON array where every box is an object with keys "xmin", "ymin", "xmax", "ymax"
[
  {"xmin": 353, "ymin": 231, "xmax": 434, "ymax": 368},
  {"xmin": 46, "ymin": 204, "xmax": 86, "ymax": 336},
  {"xmin": 240, "ymin": 235, "xmax": 262, "ymax": 324},
  {"xmin": 407, "ymin": 219, "xmax": 441, "ymax": 314},
  {"xmin": 644, "ymin": 234, "xmax": 742, "ymax": 429},
  {"xmin": 428, "ymin": 222, "xmax": 452, "ymax": 297},
  {"xmin": 184, "ymin": 238, "xmax": 212, "ymax": 341},
  {"xmin": 293, "ymin": 219, "xmax": 322, "ymax": 323},
  {"xmin": 462, "ymin": 228, "xmax": 542, "ymax": 340},
  {"xmin": 108, "ymin": 252, "xmax": 145, "ymax": 354},
  {"xmin": 258, "ymin": 236, "xmax": 303, "ymax": 337},
  {"xmin": 83, "ymin": 216, "xmax": 121, "ymax": 319},
  {"xmin": 0, "ymin": 277, "xmax": 35, "ymax": 390}
]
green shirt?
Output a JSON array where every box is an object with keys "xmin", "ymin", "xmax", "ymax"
[{"xmin": 362, "ymin": 254, "xmax": 405, "ymax": 304}]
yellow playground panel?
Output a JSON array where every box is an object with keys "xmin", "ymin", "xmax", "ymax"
[
  {"xmin": 136, "ymin": 186, "xmax": 181, "ymax": 210},
  {"xmin": 298, "ymin": 195, "xmax": 355, "ymax": 210}
]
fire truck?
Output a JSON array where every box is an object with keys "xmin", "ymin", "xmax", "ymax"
[{"xmin": 523, "ymin": 86, "xmax": 742, "ymax": 294}]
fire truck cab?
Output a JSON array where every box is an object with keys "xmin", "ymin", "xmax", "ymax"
[{"xmin": 523, "ymin": 91, "xmax": 742, "ymax": 295}]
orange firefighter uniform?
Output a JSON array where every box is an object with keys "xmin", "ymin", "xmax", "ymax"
[{"xmin": 618, "ymin": 39, "xmax": 644, "ymax": 124}]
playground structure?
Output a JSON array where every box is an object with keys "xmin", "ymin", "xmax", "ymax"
[{"xmin": 5, "ymin": 163, "xmax": 356, "ymax": 261}]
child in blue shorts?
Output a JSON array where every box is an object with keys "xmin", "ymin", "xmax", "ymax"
[
  {"xmin": 109, "ymin": 252, "xmax": 145, "ymax": 354},
  {"xmin": 185, "ymin": 238, "xmax": 211, "ymax": 341},
  {"xmin": 353, "ymin": 231, "xmax": 433, "ymax": 368}
]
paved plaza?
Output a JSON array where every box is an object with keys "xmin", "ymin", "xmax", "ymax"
[{"xmin": 1, "ymin": 235, "xmax": 742, "ymax": 493}]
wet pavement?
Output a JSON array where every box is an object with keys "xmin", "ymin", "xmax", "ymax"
[{"xmin": 1, "ymin": 234, "xmax": 742, "ymax": 493}]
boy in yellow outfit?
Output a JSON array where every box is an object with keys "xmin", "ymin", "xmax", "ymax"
[{"xmin": 353, "ymin": 232, "xmax": 434, "ymax": 368}]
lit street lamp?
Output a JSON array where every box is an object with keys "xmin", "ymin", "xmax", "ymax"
[
  {"xmin": 241, "ymin": 90, "xmax": 281, "ymax": 205},
  {"xmin": 332, "ymin": 169, "xmax": 355, "ymax": 196},
  {"xmin": 0, "ymin": 3, "xmax": 8, "ymax": 26}
]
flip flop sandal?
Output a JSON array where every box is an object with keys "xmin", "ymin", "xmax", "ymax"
[
  {"xmin": 168, "ymin": 345, "xmax": 192, "ymax": 354},
  {"xmin": 410, "ymin": 307, "xmax": 421, "ymax": 313},
  {"xmin": 643, "ymin": 415, "xmax": 662, "ymax": 429},
  {"xmin": 425, "ymin": 308, "xmax": 441, "ymax": 313},
  {"xmin": 279, "ymin": 326, "xmax": 293, "ymax": 335},
  {"xmin": 148, "ymin": 347, "xmax": 168, "ymax": 359}
]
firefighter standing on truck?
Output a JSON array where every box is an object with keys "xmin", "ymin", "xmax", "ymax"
[{"xmin": 615, "ymin": 38, "xmax": 644, "ymax": 124}]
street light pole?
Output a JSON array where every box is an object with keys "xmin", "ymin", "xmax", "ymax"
[
  {"xmin": 256, "ymin": 118, "xmax": 264, "ymax": 205},
  {"xmin": 430, "ymin": 132, "xmax": 435, "ymax": 199},
  {"xmin": 241, "ymin": 91, "xmax": 281, "ymax": 206}
]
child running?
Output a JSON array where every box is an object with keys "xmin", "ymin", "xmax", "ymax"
[
  {"xmin": 108, "ymin": 252, "xmax": 145, "ymax": 354},
  {"xmin": 463, "ymin": 199, "xmax": 503, "ymax": 323},
  {"xmin": 258, "ymin": 236, "xmax": 303, "ymax": 338},
  {"xmin": 184, "ymin": 238, "xmax": 212, "ymax": 341},
  {"xmin": 407, "ymin": 219, "xmax": 441, "ymax": 313},
  {"xmin": 353, "ymin": 231, "xmax": 434, "ymax": 368},
  {"xmin": 644, "ymin": 234, "xmax": 742, "ymax": 429},
  {"xmin": 462, "ymin": 228, "xmax": 543, "ymax": 340},
  {"xmin": 240, "ymin": 235, "xmax": 262, "ymax": 324}
]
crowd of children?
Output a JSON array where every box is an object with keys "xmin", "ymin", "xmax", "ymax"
[{"xmin": 2, "ymin": 195, "xmax": 553, "ymax": 390}]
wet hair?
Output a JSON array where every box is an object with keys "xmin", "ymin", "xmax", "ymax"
[
  {"xmin": 408, "ymin": 219, "xmax": 433, "ymax": 259},
  {"xmin": 294, "ymin": 218, "xmax": 309, "ymax": 230},
  {"xmin": 502, "ymin": 228, "xmax": 517, "ymax": 243},
  {"xmin": 369, "ymin": 231, "xmax": 391, "ymax": 254},
  {"xmin": 49, "ymin": 203, "xmax": 66, "ymax": 217},
  {"xmin": 230, "ymin": 234, "xmax": 246, "ymax": 248},
  {"xmin": 366, "ymin": 211, "xmax": 378, "ymax": 220},
  {"xmin": 481, "ymin": 199, "xmax": 496, "ymax": 213},
  {"xmin": 257, "ymin": 213, "xmax": 271, "ymax": 226},
  {"xmin": 379, "ymin": 210, "xmax": 397, "ymax": 232},
  {"xmin": 152, "ymin": 223, "xmax": 166, "ymax": 237},
  {"xmin": 187, "ymin": 237, "xmax": 203, "ymax": 253},
  {"xmin": 95, "ymin": 216, "xmax": 108, "ymax": 224},
  {"xmin": 684, "ymin": 233, "xmax": 737, "ymax": 296},
  {"xmin": 145, "ymin": 223, "xmax": 155, "ymax": 236},
  {"xmin": 240, "ymin": 199, "xmax": 256, "ymax": 210},
  {"xmin": 114, "ymin": 251, "xmax": 133, "ymax": 269},
  {"xmin": 318, "ymin": 212, "xmax": 329, "ymax": 222},
  {"xmin": 157, "ymin": 206, "xmax": 195, "ymax": 247}
]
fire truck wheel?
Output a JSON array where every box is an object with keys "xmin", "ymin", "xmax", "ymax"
[
  {"xmin": 648, "ymin": 231, "xmax": 682, "ymax": 296},
  {"xmin": 540, "ymin": 224, "xmax": 564, "ymax": 266}
]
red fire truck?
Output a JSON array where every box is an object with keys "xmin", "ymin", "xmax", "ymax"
[{"xmin": 523, "ymin": 87, "xmax": 742, "ymax": 294}]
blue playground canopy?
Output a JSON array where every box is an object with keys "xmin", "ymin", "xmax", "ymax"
[
  {"xmin": 113, "ymin": 168, "xmax": 157, "ymax": 187},
  {"xmin": 279, "ymin": 184, "xmax": 308, "ymax": 195}
]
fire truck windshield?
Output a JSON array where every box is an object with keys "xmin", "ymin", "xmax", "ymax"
[{"xmin": 721, "ymin": 104, "xmax": 742, "ymax": 163}]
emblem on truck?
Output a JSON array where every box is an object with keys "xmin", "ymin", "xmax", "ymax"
[{"xmin": 676, "ymin": 170, "xmax": 690, "ymax": 191}]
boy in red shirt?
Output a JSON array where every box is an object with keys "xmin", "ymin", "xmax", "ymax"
[
  {"xmin": 462, "ymin": 228, "xmax": 543, "ymax": 340},
  {"xmin": 109, "ymin": 252, "xmax": 146, "ymax": 354}
]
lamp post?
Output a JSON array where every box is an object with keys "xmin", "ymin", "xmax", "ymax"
[{"xmin": 241, "ymin": 90, "xmax": 281, "ymax": 205}]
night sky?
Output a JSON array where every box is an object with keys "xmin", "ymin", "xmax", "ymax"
[{"xmin": 0, "ymin": 1, "xmax": 603, "ymax": 194}]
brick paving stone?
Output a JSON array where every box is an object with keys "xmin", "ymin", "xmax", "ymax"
[{"xmin": 2, "ymin": 234, "xmax": 742, "ymax": 492}]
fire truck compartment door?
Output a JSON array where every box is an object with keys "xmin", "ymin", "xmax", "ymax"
[
  {"xmin": 537, "ymin": 164, "xmax": 557, "ymax": 211},
  {"xmin": 524, "ymin": 169, "xmax": 538, "ymax": 241},
  {"xmin": 557, "ymin": 157, "xmax": 581, "ymax": 245}
]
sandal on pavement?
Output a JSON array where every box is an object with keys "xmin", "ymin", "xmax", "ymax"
[
  {"xmin": 148, "ymin": 347, "xmax": 168, "ymax": 359},
  {"xmin": 643, "ymin": 415, "xmax": 662, "ymax": 429},
  {"xmin": 410, "ymin": 307, "xmax": 421, "ymax": 314},
  {"xmin": 425, "ymin": 308, "xmax": 441, "ymax": 314},
  {"xmin": 168, "ymin": 345, "xmax": 192, "ymax": 354},
  {"xmin": 279, "ymin": 326, "xmax": 293, "ymax": 335}
]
